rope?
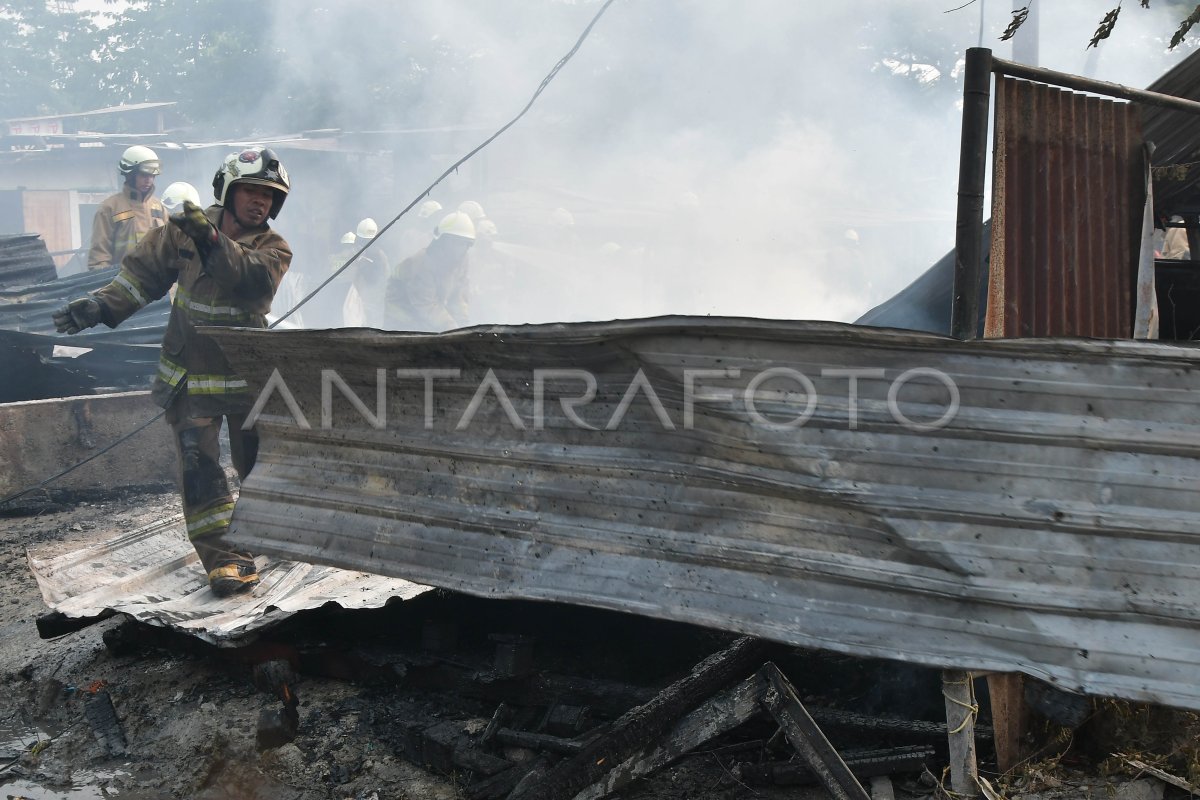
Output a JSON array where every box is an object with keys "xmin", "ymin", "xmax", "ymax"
[
  {"xmin": 0, "ymin": 0, "xmax": 619, "ymax": 510},
  {"xmin": 942, "ymin": 675, "xmax": 980, "ymax": 735}
]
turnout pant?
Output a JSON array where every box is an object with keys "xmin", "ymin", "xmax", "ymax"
[{"xmin": 166, "ymin": 399, "xmax": 259, "ymax": 573}]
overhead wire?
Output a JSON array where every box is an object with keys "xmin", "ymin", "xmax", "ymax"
[{"xmin": 0, "ymin": 0, "xmax": 618, "ymax": 509}]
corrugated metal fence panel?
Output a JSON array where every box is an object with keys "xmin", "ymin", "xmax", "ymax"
[
  {"xmin": 0, "ymin": 234, "xmax": 57, "ymax": 290},
  {"xmin": 207, "ymin": 319, "xmax": 1200, "ymax": 710},
  {"xmin": 989, "ymin": 77, "xmax": 1144, "ymax": 339}
]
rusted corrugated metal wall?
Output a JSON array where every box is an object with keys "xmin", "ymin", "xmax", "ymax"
[{"xmin": 987, "ymin": 77, "xmax": 1145, "ymax": 338}]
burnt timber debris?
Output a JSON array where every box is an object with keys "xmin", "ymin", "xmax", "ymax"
[{"xmin": 92, "ymin": 600, "xmax": 978, "ymax": 799}]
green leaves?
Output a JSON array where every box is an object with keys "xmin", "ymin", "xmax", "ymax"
[
  {"xmin": 1088, "ymin": 5, "xmax": 1122, "ymax": 49},
  {"xmin": 1169, "ymin": 4, "xmax": 1200, "ymax": 49},
  {"xmin": 1000, "ymin": 6, "xmax": 1030, "ymax": 42}
]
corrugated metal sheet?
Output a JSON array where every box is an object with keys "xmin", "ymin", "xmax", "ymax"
[
  {"xmin": 28, "ymin": 513, "xmax": 432, "ymax": 646},
  {"xmin": 0, "ymin": 329, "xmax": 158, "ymax": 403},
  {"xmin": 0, "ymin": 234, "xmax": 57, "ymax": 290},
  {"xmin": 0, "ymin": 265, "xmax": 169, "ymax": 345},
  {"xmin": 0, "ymin": 266, "xmax": 168, "ymax": 401},
  {"xmin": 988, "ymin": 77, "xmax": 1144, "ymax": 339},
  {"xmin": 206, "ymin": 318, "xmax": 1200, "ymax": 710},
  {"xmin": 856, "ymin": 222, "xmax": 991, "ymax": 336}
]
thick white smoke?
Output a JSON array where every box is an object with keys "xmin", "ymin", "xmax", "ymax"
[{"xmin": 261, "ymin": 0, "xmax": 1192, "ymax": 326}]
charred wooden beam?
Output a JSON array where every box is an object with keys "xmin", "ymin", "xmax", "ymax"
[
  {"xmin": 733, "ymin": 745, "xmax": 935, "ymax": 786},
  {"xmin": 808, "ymin": 706, "xmax": 993, "ymax": 741},
  {"xmin": 36, "ymin": 609, "xmax": 116, "ymax": 640},
  {"xmin": 507, "ymin": 635, "xmax": 769, "ymax": 800},
  {"xmin": 573, "ymin": 667, "xmax": 767, "ymax": 800},
  {"xmin": 402, "ymin": 659, "xmax": 652, "ymax": 718},
  {"xmin": 409, "ymin": 719, "xmax": 513, "ymax": 777},
  {"xmin": 495, "ymin": 729, "xmax": 584, "ymax": 755},
  {"xmin": 760, "ymin": 663, "xmax": 871, "ymax": 800}
]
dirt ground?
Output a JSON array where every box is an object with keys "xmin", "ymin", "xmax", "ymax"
[{"xmin": 0, "ymin": 487, "xmax": 1197, "ymax": 800}]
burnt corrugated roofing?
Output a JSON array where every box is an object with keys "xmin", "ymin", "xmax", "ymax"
[
  {"xmin": 208, "ymin": 318, "xmax": 1200, "ymax": 710},
  {"xmin": 0, "ymin": 234, "xmax": 57, "ymax": 291}
]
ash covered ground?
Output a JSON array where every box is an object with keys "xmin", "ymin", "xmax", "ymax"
[{"xmin": 0, "ymin": 488, "xmax": 1195, "ymax": 800}]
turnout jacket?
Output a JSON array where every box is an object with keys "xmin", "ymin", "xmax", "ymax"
[
  {"xmin": 384, "ymin": 247, "xmax": 469, "ymax": 331},
  {"xmin": 92, "ymin": 205, "xmax": 292, "ymax": 417},
  {"xmin": 88, "ymin": 187, "xmax": 167, "ymax": 270}
]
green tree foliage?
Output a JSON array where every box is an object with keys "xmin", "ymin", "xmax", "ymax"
[
  {"xmin": 91, "ymin": 0, "xmax": 282, "ymax": 134},
  {"xmin": 0, "ymin": 0, "xmax": 99, "ymax": 117},
  {"xmin": 5, "ymin": 0, "xmax": 1200, "ymax": 136}
]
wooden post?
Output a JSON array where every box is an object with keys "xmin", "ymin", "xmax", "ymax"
[
  {"xmin": 986, "ymin": 672, "xmax": 1027, "ymax": 774},
  {"xmin": 942, "ymin": 669, "xmax": 980, "ymax": 797}
]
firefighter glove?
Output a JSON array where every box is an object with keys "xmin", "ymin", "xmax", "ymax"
[
  {"xmin": 52, "ymin": 296, "xmax": 103, "ymax": 335},
  {"xmin": 171, "ymin": 200, "xmax": 217, "ymax": 247}
]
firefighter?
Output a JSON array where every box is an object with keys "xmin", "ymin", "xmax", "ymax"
[
  {"xmin": 385, "ymin": 211, "xmax": 475, "ymax": 331},
  {"xmin": 344, "ymin": 218, "xmax": 388, "ymax": 327},
  {"xmin": 53, "ymin": 146, "xmax": 293, "ymax": 597},
  {"xmin": 87, "ymin": 145, "xmax": 167, "ymax": 271}
]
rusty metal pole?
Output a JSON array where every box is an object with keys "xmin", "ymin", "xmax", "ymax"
[{"xmin": 952, "ymin": 47, "xmax": 993, "ymax": 341}]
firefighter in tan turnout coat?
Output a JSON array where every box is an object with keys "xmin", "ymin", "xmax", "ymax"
[
  {"xmin": 87, "ymin": 145, "xmax": 167, "ymax": 270},
  {"xmin": 54, "ymin": 147, "xmax": 293, "ymax": 597}
]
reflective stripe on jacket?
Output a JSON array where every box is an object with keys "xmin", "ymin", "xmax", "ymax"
[
  {"xmin": 87, "ymin": 188, "xmax": 166, "ymax": 270},
  {"xmin": 92, "ymin": 205, "xmax": 292, "ymax": 417}
]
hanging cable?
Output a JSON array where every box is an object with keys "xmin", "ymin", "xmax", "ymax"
[{"xmin": 0, "ymin": 0, "xmax": 618, "ymax": 509}]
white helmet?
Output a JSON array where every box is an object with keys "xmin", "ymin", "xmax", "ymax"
[
  {"xmin": 356, "ymin": 218, "xmax": 378, "ymax": 239},
  {"xmin": 212, "ymin": 146, "xmax": 290, "ymax": 219},
  {"xmin": 476, "ymin": 218, "xmax": 498, "ymax": 237},
  {"xmin": 457, "ymin": 200, "xmax": 486, "ymax": 221},
  {"xmin": 161, "ymin": 181, "xmax": 202, "ymax": 211},
  {"xmin": 340, "ymin": 231, "xmax": 356, "ymax": 245},
  {"xmin": 417, "ymin": 200, "xmax": 443, "ymax": 219},
  {"xmin": 119, "ymin": 145, "xmax": 161, "ymax": 176},
  {"xmin": 434, "ymin": 212, "xmax": 476, "ymax": 241}
]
